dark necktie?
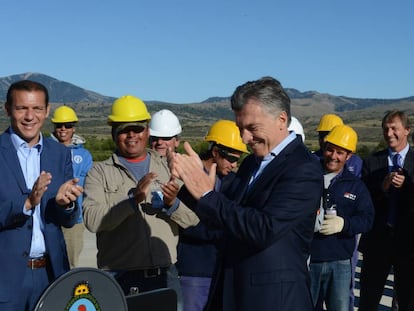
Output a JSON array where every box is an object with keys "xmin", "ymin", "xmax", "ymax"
[
  {"xmin": 392, "ymin": 153, "xmax": 402, "ymax": 171},
  {"xmin": 388, "ymin": 153, "xmax": 402, "ymax": 226}
]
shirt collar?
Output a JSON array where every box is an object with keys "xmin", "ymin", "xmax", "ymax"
[
  {"xmin": 9, "ymin": 127, "xmax": 43, "ymax": 152},
  {"xmin": 388, "ymin": 143, "xmax": 409, "ymax": 161},
  {"xmin": 255, "ymin": 131, "xmax": 297, "ymax": 163}
]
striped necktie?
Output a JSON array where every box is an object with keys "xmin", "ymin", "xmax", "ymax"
[{"xmin": 392, "ymin": 153, "xmax": 402, "ymax": 171}]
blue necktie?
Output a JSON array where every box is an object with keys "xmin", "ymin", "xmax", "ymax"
[{"xmin": 392, "ymin": 153, "xmax": 402, "ymax": 171}]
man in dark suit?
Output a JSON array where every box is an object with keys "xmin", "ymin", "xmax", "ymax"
[
  {"xmin": 169, "ymin": 77, "xmax": 323, "ymax": 311},
  {"xmin": 358, "ymin": 110, "xmax": 414, "ymax": 311},
  {"xmin": 0, "ymin": 80, "xmax": 83, "ymax": 311}
]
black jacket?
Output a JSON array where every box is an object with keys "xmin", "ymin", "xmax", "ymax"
[{"xmin": 359, "ymin": 147, "xmax": 414, "ymax": 257}]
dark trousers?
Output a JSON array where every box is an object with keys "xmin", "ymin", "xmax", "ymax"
[
  {"xmin": 110, "ymin": 268, "xmax": 168, "ymax": 296},
  {"xmin": 358, "ymin": 249, "xmax": 394, "ymax": 311},
  {"xmin": 394, "ymin": 255, "xmax": 414, "ymax": 311},
  {"xmin": 358, "ymin": 228, "xmax": 414, "ymax": 311}
]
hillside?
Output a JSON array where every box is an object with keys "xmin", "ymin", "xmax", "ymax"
[
  {"xmin": 0, "ymin": 73, "xmax": 116, "ymax": 103},
  {"xmin": 1, "ymin": 72, "xmax": 414, "ymax": 153}
]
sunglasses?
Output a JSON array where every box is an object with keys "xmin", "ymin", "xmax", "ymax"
[
  {"xmin": 150, "ymin": 136, "xmax": 176, "ymax": 142},
  {"xmin": 217, "ymin": 148, "xmax": 240, "ymax": 163},
  {"xmin": 55, "ymin": 123, "xmax": 75, "ymax": 129},
  {"xmin": 116, "ymin": 126, "xmax": 146, "ymax": 135}
]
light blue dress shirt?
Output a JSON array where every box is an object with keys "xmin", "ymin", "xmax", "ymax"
[
  {"xmin": 387, "ymin": 144, "xmax": 409, "ymax": 170},
  {"xmin": 249, "ymin": 132, "xmax": 297, "ymax": 185},
  {"xmin": 10, "ymin": 129, "xmax": 46, "ymax": 258}
]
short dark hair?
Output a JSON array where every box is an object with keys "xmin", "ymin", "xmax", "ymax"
[{"xmin": 6, "ymin": 80, "xmax": 49, "ymax": 107}]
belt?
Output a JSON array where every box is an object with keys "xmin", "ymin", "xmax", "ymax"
[
  {"xmin": 27, "ymin": 256, "xmax": 48, "ymax": 269},
  {"xmin": 141, "ymin": 267, "xmax": 168, "ymax": 278}
]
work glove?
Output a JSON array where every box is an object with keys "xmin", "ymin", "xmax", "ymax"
[
  {"xmin": 314, "ymin": 207, "xmax": 325, "ymax": 232},
  {"xmin": 319, "ymin": 214, "xmax": 344, "ymax": 235}
]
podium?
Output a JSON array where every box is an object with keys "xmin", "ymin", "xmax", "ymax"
[
  {"xmin": 34, "ymin": 267, "xmax": 177, "ymax": 311},
  {"xmin": 126, "ymin": 288, "xmax": 177, "ymax": 311}
]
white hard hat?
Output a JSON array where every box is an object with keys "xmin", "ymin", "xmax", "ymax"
[
  {"xmin": 149, "ymin": 109, "xmax": 182, "ymax": 137},
  {"xmin": 288, "ymin": 116, "xmax": 305, "ymax": 142}
]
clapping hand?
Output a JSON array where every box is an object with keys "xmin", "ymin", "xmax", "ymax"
[
  {"xmin": 55, "ymin": 178, "xmax": 83, "ymax": 207},
  {"xmin": 161, "ymin": 177, "xmax": 180, "ymax": 207},
  {"xmin": 167, "ymin": 142, "xmax": 215, "ymax": 200},
  {"xmin": 25, "ymin": 171, "xmax": 52, "ymax": 210},
  {"xmin": 383, "ymin": 169, "xmax": 405, "ymax": 191},
  {"xmin": 132, "ymin": 172, "xmax": 158, "ymax": 204}
]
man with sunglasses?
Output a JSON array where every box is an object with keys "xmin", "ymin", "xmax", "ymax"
[
  {"xmin": 82, "ymin": 95, "xmax": 198, "ymax": 310},
  {"xmin": 200, "ymin": 120, "xmax": 247, "ymax": 176},
  {"xmin": 176, "ymin": 120, "xmax": 248, "ymax": 311},
  {"xmin": 50, "ymin": 106, "xmax": 93, "ymax": 269}
]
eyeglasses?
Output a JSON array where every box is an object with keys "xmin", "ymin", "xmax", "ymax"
[
  {"xmin": 150, "ymin": 136, "xmax": 176, "ymax": 142},
  {"xmin": 55, "ymin": 123, "xmax": 75, "ymax": 129},
  {"xmin": 217, "ymin": 148, "xmax": 240, "ymax": 163}
]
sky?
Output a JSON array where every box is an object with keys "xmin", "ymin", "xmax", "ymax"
[{"xmin": 1, "ymin": 0, "xmax": 413, "ymax": 103}]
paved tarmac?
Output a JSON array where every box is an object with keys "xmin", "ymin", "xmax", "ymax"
[
  {"xmin": 78, "ymin": 227, "xmax": 97, "ymax": 268},
  {"xmin": 77, "ymin": 228, "xmax": 393, "ymax": 310}
]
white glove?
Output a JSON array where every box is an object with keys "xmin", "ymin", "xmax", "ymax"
[
  {"xmin": 320, "ymin": 214, "xmax": 344, "ymax": 235},
  {"xmin": 314, "ymin": 207, "xmax": 325, "ymax": 232}
]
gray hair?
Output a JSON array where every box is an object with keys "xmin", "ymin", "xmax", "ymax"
[{"xmin": 230, "ymin": 76, "xmax": 291, "ymax": 120}]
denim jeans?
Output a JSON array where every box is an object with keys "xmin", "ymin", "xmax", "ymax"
[
  {"xmin": 310, "ymin": 259, "xmax": 351, "ymax": 311},
  {"xmin": 180, "ymin": 276, "xmax": 212, "ymax": 311},
  {"xmin": 167, "ymin": 264, "xmax": 183, "ymax": 311}
]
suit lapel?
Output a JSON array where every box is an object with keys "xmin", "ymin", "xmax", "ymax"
[
  {"xmin": 245, "ymin": 139, "xmax": 298, "ymax": 197},
  {"xmin": 225, "ymin": 156, "xmax": 257, "ymax": 204},
  {"xmin": 40, "ymin": 138, "xmax": 54, "ymax": 172},
  {"xmin": 246, "ymin": 154, "xmax": 283, "ymax": 196},
  {"xmin": 403, "ymin": 147, "xmax": 414, "ymax": 172},
  {"xmin": 0, "ymin": 131, "xmax": 30, "ymax": 194}
]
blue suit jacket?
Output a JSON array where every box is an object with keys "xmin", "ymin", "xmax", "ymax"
[
  {"xmin": 0, "ymin": 128, "xmax": 79, "ymax": 301},
  {"xmin": 197, "ymin": 137, "xmax": 323, "ymax": 311}
]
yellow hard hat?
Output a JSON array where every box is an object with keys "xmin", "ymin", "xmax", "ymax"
[
  {"xmin": 324, "ymin": 124, "xmax": 358, "ymax": 152},
  {"xmin": 51, "ymin": 106, "xmax": 78, "ymax": 123},
  {"xmin": 205, "ymin": 120, "xmax": 248, "ymax": 153},
  {"xmin": 108, "ymin": 95, "xmax": 151, "ymax": 124},
  {"xmin": 317, "ymin": 114, "xmax": 343, "ymax": 132}
]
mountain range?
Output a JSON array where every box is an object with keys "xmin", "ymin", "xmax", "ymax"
[
  {"xmin": 0, "ymin": 73, "xmax": 115, "ymax": 104},
  {"xmin": 1, "ymin": 72, "xmax": 414, "ymax": 153},
  {"xmin": 1, "ymin": 73, "xmax": 413, "ymax": 115}
]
